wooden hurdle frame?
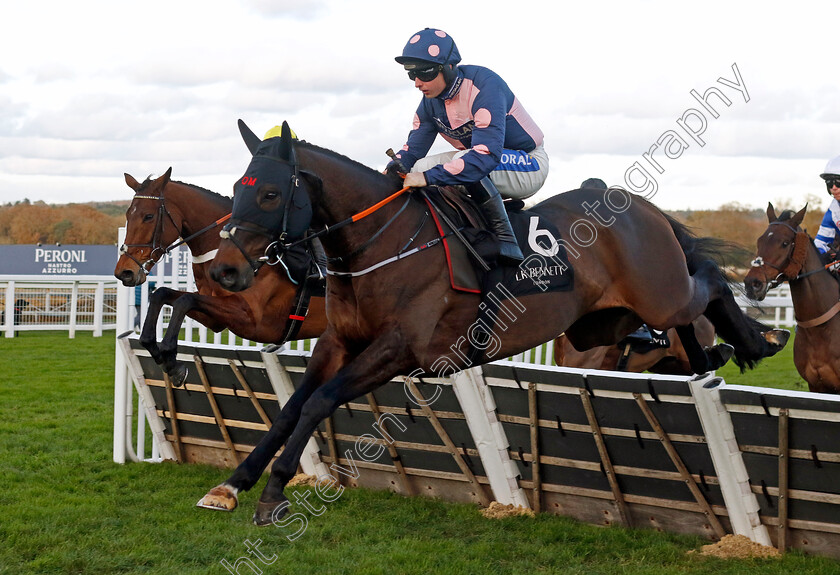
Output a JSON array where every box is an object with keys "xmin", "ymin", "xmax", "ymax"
[{"xmin": 117, "ymin": 334, "xmax": 840, "ymax": 559}]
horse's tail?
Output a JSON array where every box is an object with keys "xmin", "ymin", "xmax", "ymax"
[
  {"xmin": 661, "ymin": 212, "xmax": 745, "ymax": 277},
  {"xmin": 662, "ymin": 213, "xmax": 771, "ymax": 372}
]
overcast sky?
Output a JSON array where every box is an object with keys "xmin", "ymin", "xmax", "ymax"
[{"xmin": 1, "ymin": 0, "xmax": 838, "ymax": 213}]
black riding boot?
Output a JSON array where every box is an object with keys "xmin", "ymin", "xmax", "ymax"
[{"xmin": 469, "ymin": 177, "xmax": 524, "ymax": 265}]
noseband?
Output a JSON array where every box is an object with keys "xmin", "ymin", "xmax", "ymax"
[{"xmin": 750, "ymin": 221, "xmax": 810, "ymax": 289}]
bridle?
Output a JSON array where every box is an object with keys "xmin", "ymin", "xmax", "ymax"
[
  {"xmin": 120, "ymin": 192, "xmax": 232, "ymax": 275},
  {"xmin": 751, "ymin": 220, "xmax": 840, "ymax": 328},
  {"xmin": 220, "ymin": 168, "xmax": 304, "ymax": 275},
  {"xmin": 119, "ymin": 193, "xmax": 180, "ymax": 275},
  {"xmin": 750, "ymin": 221, "xmax": 811, "ymax": 290},
  {"xmin": 222, "ymin": 159, "xmax": 414, "ymax": 277}
]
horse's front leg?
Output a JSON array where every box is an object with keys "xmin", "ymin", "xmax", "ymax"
[
  {"xmin": 196, "ymin": 330, "xmax": 349, "ymax": 512},
  {"xmin": 252, "ymin": 331, "xmax": 413, "ymax": 526},
  {"xmin": 139, "ymin": 287, "xmax": 188, "ymax": 366},
  {"xmin": 156, "ymin": 293, "xmax": 248, "ymax": 386}
]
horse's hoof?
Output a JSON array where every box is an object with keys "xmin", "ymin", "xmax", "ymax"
[
  {"xmin": 196, "ymin": 484, "xmax": 239, "ymax": 511},
  {"xmin": 705, "ymin": 343, "xmax": 735, "ymax": 371},
  {"xmin": 168, "ymin": 363, "xmax": 189, "ymax": 387},
  {"xmin": 253, "ymin": 496, "xmax": 289, "ymax": 527},
  {"xmin": 764, "ymin": 329, "xmax": 790, "ymax": 349}
]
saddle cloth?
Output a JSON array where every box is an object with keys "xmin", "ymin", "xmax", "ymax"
[{"xmin": 424, "ymin": 187, "xmax": 574, "ymax": 297}]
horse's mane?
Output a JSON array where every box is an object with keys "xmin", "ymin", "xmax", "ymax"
[
  {"xmin": 777, "ymin": 209, "xmax": 797, "ymax": 222},
  {"xmin": 295, "ymin": 140, "xmax": 392, "ymax": 181},
  {"xmin": 136, "ymin": 176, "xmax": 231, "ymax": 205}
]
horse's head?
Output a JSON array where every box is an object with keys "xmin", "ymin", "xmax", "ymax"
[
  {"xmin": 210, "ymin": 120, "xmax": 315, "ymax": 292},
  {"xmin": 744, "ymin": 202, "xmax": 808, "ymax": 300},
  {"xmin": 115, "ymin": 167, "xmax": 182, "ymax": 286}
]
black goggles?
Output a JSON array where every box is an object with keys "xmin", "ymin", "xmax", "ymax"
[
  {"xmin": 407, "ymin": 65, "xmax": 441, "ymax": 82},
  {"xmin": 826, "ymin": 178, "xmax": 840, "ymax": 192}
]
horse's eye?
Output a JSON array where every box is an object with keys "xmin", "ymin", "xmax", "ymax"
[
  {"xmin": 264, "ymin": 190, "xmax": 279, "ymax": 201},
  {"xmin": 143, "ymin": 213, "xmax": 155, "ymax": 222},
  {"xmin": 781, "ymin": 241, "xmax": 790, "ymax": 247}
]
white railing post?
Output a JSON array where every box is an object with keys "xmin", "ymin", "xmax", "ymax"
[
  {"xmin": 94, "ymin": 281, "xmax": 105, "ymax": 337},
  {"xmin": 4, "ymin": 280, "xmax": 14, "ymax": 338},
  {"xmin": 114, "ymin": 230, "xmax": 130, "ymax": 463},
  {"xmin": 68, "ymin": 280, "xmax": 79, "ymax": 338}
]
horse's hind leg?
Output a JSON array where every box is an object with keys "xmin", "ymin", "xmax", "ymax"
[
  {"xmin": 703, "ymin": 286, "xmax": 789, "ymax": 371},
  {"xmin": 675, "ymin": 323, "xmax": 734, "ymax": 374}
]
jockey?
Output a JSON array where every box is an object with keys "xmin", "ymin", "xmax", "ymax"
[
  {"xmin": 388, "ymin": 28, "xmax": 549, "ymax": 265},
  {"xmin": 814, "ymin": 154, "xmax": 840, "ymax": 261}
]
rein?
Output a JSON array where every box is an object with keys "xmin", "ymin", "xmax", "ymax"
[
  {"xmin": 164, "ymin": 213, "xmax": 231, "ymax": 255},
  {"xmin": 279, "ymin": 185, "xmax": 412, "ymax": 253},
  {"xmin": 235, "ymin": 185, "xmax": 414, "ymax": 274}
]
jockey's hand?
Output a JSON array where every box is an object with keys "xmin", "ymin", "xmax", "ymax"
[
  {"xmin": 404, "ymin": 172, "xmax": 427, "ymax": 188},
  {"xmin": 384, "ymin": 160, "xmax": 406, "ymax": 177}
]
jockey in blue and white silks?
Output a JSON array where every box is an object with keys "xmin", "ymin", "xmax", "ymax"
[
  {"xmin": 815, "ymin": 201, "xmax": 840, "ymax": 255},
  {"xmin": 390, "ymin": 28, "xmax": 548, "ymax": 264},
  {"xmin": 815, "ymin": 155, "xmax": 840, "ymax": 255}
]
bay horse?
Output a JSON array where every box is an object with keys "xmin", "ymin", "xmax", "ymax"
[
  {"xmin": 744, "ymin": 203, "xmax": 840, "ymax": 393},
  {"xmin": 554, "ymin": 315, "xmax": 716, "ymax": 375},
  {"xmin": 205, "ymin": 121, "xmax": 788, "ymax": 524},
  {"xmin": 114, "ymin": 168, "xmax": 327, "ymax": 384}
]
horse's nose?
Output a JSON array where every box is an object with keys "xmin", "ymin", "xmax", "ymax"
[
  {"xmin": 744, "ymin": 276, "xmax": 765, "ymax": 300},
  {"xmin": 210, "ymin": 264, "xmax": 239, "ymax": 291},
  {"xmin": 115, "ymin": 269, "xmax": 139, "ymax": 287}
]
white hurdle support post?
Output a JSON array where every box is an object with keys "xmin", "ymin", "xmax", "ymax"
[
  {"xmin": 690, "ymin": 376, "xmax": 772, "ymax": 546},
  {"xmin": 117, "ymin": 335, "xmax": 177, "ymax": 462},
  {"xmin": 452, "ymin": 367, "xmax": 530, "ymax": 508},
  {"xmin": 261, "ymin": 349, "xmax": 330, "ymax": 478}
]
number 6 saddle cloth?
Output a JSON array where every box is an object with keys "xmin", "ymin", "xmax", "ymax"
[{"xmin": 423, "ymin": 187, "xmax": 574, "ymax": 297}]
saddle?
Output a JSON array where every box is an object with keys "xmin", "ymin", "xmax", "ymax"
[{"xmin": 422, "ymin": 186, "xmax": 574, "ymax": 296}]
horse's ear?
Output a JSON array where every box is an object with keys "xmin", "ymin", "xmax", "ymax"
[
  {"xmin": 790, "ymin": 205, "xmax": 807, "ymax": 228},
  {"xmin": 766, "ymin": 202, "xmax": 777, "ymax": 223},
  {"xmin": 162, "ymin": 167, "xmax": 172, "ymax": 184},
  {"xmin": 238, "ymin": 119, "xmax": 261, "ymax": 156},
  {"xmin": 279, "ymin": 121, "xmax": 296, "ymax": 164},
  {"xmin": 125, "ymin": 173, "xmax": 141, "ymax": 191}
]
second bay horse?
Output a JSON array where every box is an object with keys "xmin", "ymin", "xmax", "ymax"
[
  {"xmin": 745, "ymin": 204, "xmax": 840, "ymax": 393},
  {"xmin": 205, "ymin": 122, "xmax": 788, "ymax": 524},
  {"xmin": 114, "ymin": 168, "xmax": 327, "ymax": 384},
  {"xmin": 554, "ymin": 315, "xmax": 716, "ymax": 375}
]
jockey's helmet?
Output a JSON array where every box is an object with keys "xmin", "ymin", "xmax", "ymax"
[
  {"xmin": 820, "ymin": 155, "xmax": 840, "ymax": 180},
  {"xmin": 396, "ymin": 28, "xmax": 460, "ymax": 86}
]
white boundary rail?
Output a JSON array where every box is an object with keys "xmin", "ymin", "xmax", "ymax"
[{"xmin": 1, "ymin": 277, "xmax": 117, "ymax": 338}]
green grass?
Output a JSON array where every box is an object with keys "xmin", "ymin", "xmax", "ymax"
[{"xmin": 1, "ymin": 331, "xmax": 838, "ymax": 575}]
